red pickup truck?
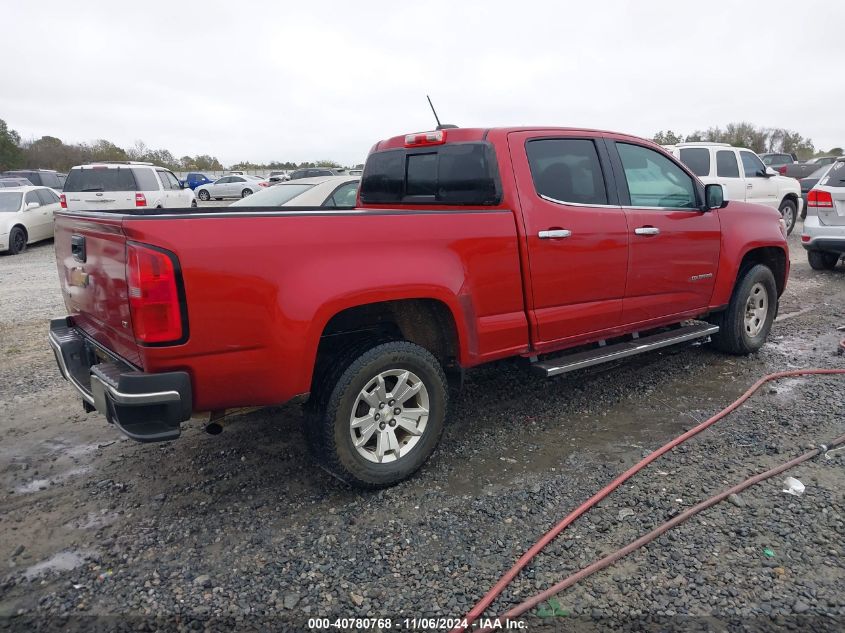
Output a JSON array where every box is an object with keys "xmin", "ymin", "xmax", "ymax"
[{"xmin": 49, "ymin": 127, "xmax": 789, "ymax": 487}]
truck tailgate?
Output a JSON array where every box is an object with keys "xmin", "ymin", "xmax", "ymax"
[{"xmin": 54, "ymin": 213, "xmax": 141, "ymax": 367}]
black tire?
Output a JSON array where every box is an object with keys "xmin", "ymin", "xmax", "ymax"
[
  {"xmin": 709, "ymin": 264, "xmax": 777, "ymax": 355},
  {"xmin": 8, "ymin": 226, "xmax": 26, "ymax": 255},
  {"xmin": 214, "ymin": 198, "xmax": 222, "ymax": 201},
  {"xmin": 807, "ymin": 250, "xmax": 840, "ymax": 271},
  {"xmin": 191, "ymin": 199, "xmax": 198, "ymax": 208},
  {"xmin": 304, "ymin": 341, "xmax": 448, "ymax": 488},
  {"xmin": 197, "ymin": 189, "xmax": 210, "ymax": 201},
  {"xmin": 241, "ymin": 188, "xmax": 253, "ymax": 198},
  {"xmin": 779, "ymin": 198, "xmax": 797, "ymax": 235}
]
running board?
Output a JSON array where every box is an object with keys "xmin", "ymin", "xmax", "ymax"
[{"xmin": 531, "ymin": 323, "xmax": 720, "ymax": 378}]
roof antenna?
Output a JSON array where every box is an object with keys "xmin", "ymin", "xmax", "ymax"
[{"xmin": 427, "ymin": 95, "xmax": 458, "ymax": 130}]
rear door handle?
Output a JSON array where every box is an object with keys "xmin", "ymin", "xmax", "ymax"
[
  {"xmin": 634, "ymin": 227, "xmax": 660, "ymax": 236},
  {"xmin": 746, "ymin": 183, "xmax": 753, "ymax": 189},
  {"xmin": 538, "ymin": 229, "xmax": 572, "ymax": 239}
]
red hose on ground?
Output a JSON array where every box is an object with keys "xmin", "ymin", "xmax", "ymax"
[
  {"xmin": 454, "ymin": 366, "xmax": 845, "ymax": 632},
  {"xmin": 479, "ymin": 430, "xmax": 845, "ymax": 630}
]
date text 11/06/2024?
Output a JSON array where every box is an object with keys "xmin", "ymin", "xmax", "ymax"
[{"xmin": 307, "ymin": 617, "xmax": 528, "ymax": 630}]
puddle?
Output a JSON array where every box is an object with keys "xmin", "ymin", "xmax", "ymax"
[
  {"xmin": 23, "ymin": 550, "xmax": 93, "ymax": 580},
  {"xmin": 14, "ymin": 466, "xmax": 91, "ymax": 494},
  {"xmin": 66, "ymin": 510, "xmax": 120, "ymax": 530}
]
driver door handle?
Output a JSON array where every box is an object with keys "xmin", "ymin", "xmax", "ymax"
[
  {"xmin": 538, "ymin": 229, "xmax": 572, "ymax": 239},
  {"xmin": 634, "ymin": 226, "xmax": 660, "ymax": 236}
]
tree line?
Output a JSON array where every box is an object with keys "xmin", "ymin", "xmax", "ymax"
[
  {"xmin": 652, "ymin": 122, "xmax": 842, "ymax": 159},
  {"xmin": 3, "ymin": 117, "xmax": 841, "ymax": 173},
  {"xmin": 0, "ymin": 118, "xmax": 346, "ymax": 173}
]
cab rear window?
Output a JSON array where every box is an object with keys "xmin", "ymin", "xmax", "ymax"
[{"xmin": 360, "ymin": 142, "xmax": 501, "ymax": 205}]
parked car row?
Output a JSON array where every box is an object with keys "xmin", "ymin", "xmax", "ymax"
[{"xmin": 0, "ymin": 169, "xmax": 66, "ymax": 191}]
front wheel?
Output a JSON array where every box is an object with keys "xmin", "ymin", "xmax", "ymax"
[
  {"xmin": 808, "ymin": 250, "xmax": 840, "ymax": 270},
  {"xmin": 304, "ymin": 341, "xmax": 448, "ymax": 488},
  {"xmin": 709, "ymin": 264, "xmax": 777, "ymax": 355},
  {"xmin": 241, "ymin": 188, "xmax": 253, "ymax": 198},
  {"xmin": 197, "ymin": 189, "xmax": 210, "ymax": 201},
  {"xmin": 779, "ymin": 199, "xmax": 797, "ymax": 235}
]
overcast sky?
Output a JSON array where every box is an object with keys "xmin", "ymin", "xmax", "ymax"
[{"xmin": 4, "ymin": 0, "xmax": 844, "ymax": 166}]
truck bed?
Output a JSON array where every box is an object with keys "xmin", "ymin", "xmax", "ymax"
[{"xmin": 53, "ymin": 205, "xmax": 529, "ymax": 411}]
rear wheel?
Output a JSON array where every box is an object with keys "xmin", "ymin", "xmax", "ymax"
[
  {"xmin": 304, "ymin": 341, "xmax": 448, "ymax": 488},
  {"xmin": 710, "ymin": 264, "xmax": 777, "ymax": 355},
  {"xmin": 779, "ymin": 199, "xmax": 797, "ymax": 235},
  {"xmin": 807, "ymin": 250, "xmax": 840, "ymax": 271},
  {"xmin": 191, "ymin": 199, "xmax": 198, "ymax": 208},
  {"xmin": 241, "ymin": 188, "xmax": 253, "ymax": 198},
  {"xmin": 197, "ymin": 189, "xmax": 210, "ymax": 201},
  {"xmin": 8, "ymin": 226, "xmax": 27, "ymax": 255}
]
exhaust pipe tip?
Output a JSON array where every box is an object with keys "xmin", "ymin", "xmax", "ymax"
[{"xmin": 205, "ymin": 422, "xmax": 223, "ymax": 436}]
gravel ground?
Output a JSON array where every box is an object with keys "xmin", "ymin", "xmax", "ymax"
[{"xmin": 0, "ymin": 227, "xmax": 843, "ymax": 632}]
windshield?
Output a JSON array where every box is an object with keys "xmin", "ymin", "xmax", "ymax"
[
  {"xmin": 231, "ymin": 183, "xmax": 314, "ymax": 207},
  {"xmin": 808, "ymin": 164, "xmax": 832, "ymax": 180},
  {"xmin": 0, "ymin": 191, "xmax": 22, "ymax": 212},
  {"xmin": 762, "ymin": 154, "xmax": 790, "ymax": 166}
]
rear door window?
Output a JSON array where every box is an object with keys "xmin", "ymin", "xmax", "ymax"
[
  {"xmin": 716, "ymin": 150, "xmax": 740, "ymax": 178},
  {"xmin": 63, "ymin": 168, "xmax": 138, "ymax": 192},
  {"xmin": 525, "ymin": 138, "xmax": 608, "ymax": 205},
  {"xmin": 157, "ymin": 171, "xmax": 172, "ymax": 190},
  {"xmin": 25, "ymin": 190, "xmax": 41, "ymax": 206},
  {"xmin": 36, "ymin": 189, "xmax": 59, "ymax": 205},
  {"xmin": 678, "ymin": 148, "xmax": 711, "ymax": 177}
]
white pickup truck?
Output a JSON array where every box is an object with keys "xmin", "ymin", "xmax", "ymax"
[{"xmin": 667, "ymin": 142, "xmax": 803, "ymax": 234}]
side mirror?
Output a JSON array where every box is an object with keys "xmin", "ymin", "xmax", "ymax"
[
  {"xmin": 704, "ymin": 183, "xmax": 728, "ymax": 210},
  {"xmin": 26, "ymin": 201, "xmax": 40, "ymax": 210},
  {"xmin": 764, "ymin": 167, "xmax": 778, "ymax": 177}
]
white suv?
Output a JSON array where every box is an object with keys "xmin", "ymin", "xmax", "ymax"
[
  {"xmin": 61, "ymin": 162, "xmax": 196, "ymax": 211},
  {"xmin": 668, "ymin": 143, "xmax": 803, "ymax": 234},
  {"xmin": 802, "ymin": 158, "xmax": 845, "ymax": 270}
]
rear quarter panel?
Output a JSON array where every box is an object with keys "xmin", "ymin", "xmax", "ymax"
[{"xmin": 122, "ymin": 209, "xmax": 527, "ymax": 411}]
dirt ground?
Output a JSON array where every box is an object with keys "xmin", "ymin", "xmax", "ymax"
[{"xmin": 0, "ymin": 228, "xmax": 843, "ymax": 631}]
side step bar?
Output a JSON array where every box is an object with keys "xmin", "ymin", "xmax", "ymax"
[{"xmin": 532, "ymin": 322, "xmax": 720, "ymax": 378}]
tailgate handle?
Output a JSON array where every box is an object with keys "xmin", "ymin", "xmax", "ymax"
[{"xmin": 71, "ymin": 235, "xmax": 87, "ymax": 263}]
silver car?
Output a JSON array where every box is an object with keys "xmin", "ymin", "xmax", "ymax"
[
  {"xmin": 195, "ymin": 175, "xmax": 268, "ymax": 200},
  {"xmin": 802, "ymin": 157, "xmax": 845, "ymax": 270},
  {"xmin": 230, "ymin": 176, "xmax": 359, "ymax": 208}
]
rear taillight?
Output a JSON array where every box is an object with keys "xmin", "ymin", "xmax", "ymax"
[
  {"xmin": 808, "ymin": 190, "xmax": 833, "ymax": 208},
  {"xmin": 59, "ymin": 194, "xmax": 67, "ymax": 209},
  {"xmin": 777, "ymin": 165, "xmax": 787, "ymax": 174},
  {"xmin": 127, "ymin": 243, "xmax": 184, "ymax": 344},
  {"xmin": 259, "ymin": 182, "xmax": 268, "ymax": 187},
  {"xmin": 135, "ymin": 193, "xmax": 147, "ymax": 207}
]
